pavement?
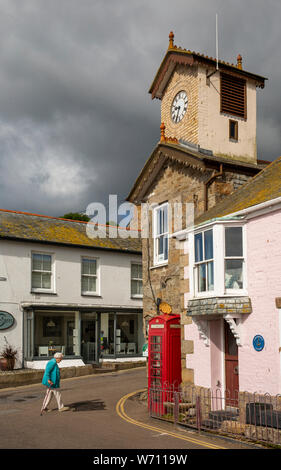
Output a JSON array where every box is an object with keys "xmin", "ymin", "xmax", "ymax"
[{"xmin": 0, "ymin": 367, "xmax": 267, "ymax": 452}]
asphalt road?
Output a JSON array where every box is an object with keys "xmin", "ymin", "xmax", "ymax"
[{"xmin": 0, "ymin": 367, "xmax": 263, "ymax": 451}]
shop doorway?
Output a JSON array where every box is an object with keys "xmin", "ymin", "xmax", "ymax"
[
  {"xmin": 81, "ymin": 313, "xmax": 98, "ymax": 364},
  {"xmin": 224, "ymin": 320, "xmax": 239, "ymax": 407}
]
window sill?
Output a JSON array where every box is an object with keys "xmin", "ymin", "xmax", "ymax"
[
  {"xmin": 81, "ymin": 293, "xmax": 102, "ymax": 298},
  {"xmin": 131, "ymin": 295, "xmax": 143, "ymax": 300},
  {"xmin": 150, "ymin": 262, "xmax": 168, "ymax": 270},
  {"xmin": 31, "ymin": 356, "xmax": 83, "ymax": 361},
  {"xmin": 31, "ymin": 291, "xmax": 57, "ymax": 295},
  {"xmin": 191, "ymin": 291, "xmax": 248, "ymax": 300}
]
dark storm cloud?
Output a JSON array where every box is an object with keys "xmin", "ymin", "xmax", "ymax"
[{"xmin": 0, "ymin": 0, "xmax": 280, "ymax": 216}]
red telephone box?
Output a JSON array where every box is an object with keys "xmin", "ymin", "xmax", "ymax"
[{"xmin": 148, "ymin": 313, "xmax": 182, "ymax": 414}]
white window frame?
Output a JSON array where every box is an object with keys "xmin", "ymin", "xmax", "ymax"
[
  {"xmin": 81, "ymin": 257, "xmax": 100, "ymax": 296},
  {"xmin": 153, "ymin": 202, "xmax": 169, "ymax": 266},
  {"xmin": 131, "ymin": 262, "xmax": 143, "ymax": 298},
  {"xmin": 189, "ymin": 221, "xmax": 247, "ymax": 299},
  {"xmin": 31, "ymin": 251, "xmax": 55, "ymax": 293},
  {"xmin": 224, "ymin": 224, "xmax": 247, "ymax": 295},
  {"xmin": 194, "ymin": 228, "xmax": 214, "ymax": 296}
]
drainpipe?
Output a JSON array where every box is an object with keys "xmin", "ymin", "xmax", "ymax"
[{"xmin": 204, "ymin": 164, "xmax": 223, "ymax": 212}]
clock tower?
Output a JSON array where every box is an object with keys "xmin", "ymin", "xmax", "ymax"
[
  {"xmin": 128, "ymin": 32, "xmax": 268, "ymax": 387},
  {"xmin": 150, "ymin": 32, "xmax": 266, "ymax": 164}
]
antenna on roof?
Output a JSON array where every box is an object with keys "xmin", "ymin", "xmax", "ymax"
[
  {"xmin": 216, "ymin": 13, "xmax": 219, "ymax": 70},
  {"xmin": 206, "ymin": 14, "xmax": 219, "ymax": 81}
]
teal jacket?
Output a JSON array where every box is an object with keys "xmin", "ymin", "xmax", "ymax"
[{"xmin": 42, "ymin": 358, "xmax": 61, "ymax": 388}]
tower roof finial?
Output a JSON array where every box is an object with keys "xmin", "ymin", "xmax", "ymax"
[
  {"xmin": 160, "ymin": 122, "xmax": 166, "ymax": 142},
  {"xmin": 169, "ymin": 31, "xmax": 174, "ymax": 49},
  {"xmin": 237, "ymin": 54, "xmax": 242, "ymax": 70}
]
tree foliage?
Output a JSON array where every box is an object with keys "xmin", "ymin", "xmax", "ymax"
[{"xmin": 62, "ymin": 212, "xmax": 90, "ymax": 222}]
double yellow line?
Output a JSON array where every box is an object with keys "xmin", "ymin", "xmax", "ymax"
[{"xmin": 116, "ymin": 389, "xmax": 225, "ymax": 449}]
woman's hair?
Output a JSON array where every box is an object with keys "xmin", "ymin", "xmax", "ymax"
[{"xmin": 54, "ymin": 352, "xmax": 63, "ymax": 359}]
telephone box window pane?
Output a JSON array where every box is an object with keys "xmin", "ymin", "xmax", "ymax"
[
  {"xmin": 151, "ymin": 336, "xmax": 162, "ymax": 343},
  {"xmin": 195, "ymin": 233, "xmax": 203, "ymax": 262},
  {"xmin": 152, "ymin": 360, "xmax": 161, "ymax": 368},
  {"xmin": 152, "ymin": 378, "xmax": 161, "ymax": 386},
  {"xmin": 151, "ymin": 352, "xmax": 161, "ymax": 360},
  {"xmin": 225, "ymin": 227, "xmax": 243, "ymax": 257},
  {"xmin": 204, "ymin": 230, "xmax": 213, "ymax": 260}
]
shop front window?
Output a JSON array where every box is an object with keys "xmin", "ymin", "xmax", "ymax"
[
  {"xmin": 100, "ymin": 312, "xmax": 143, "ymax": 357},
  {"xmin": 81, "ymin": 313, "xmax": 98, "ymax": 363},
  {"xmin": 34, "ymin": 311, "xmax": 80, "ymax": 358},
  {"xmin": 116, "ymin": 314, "xmax": 140, "ymax": 355}
]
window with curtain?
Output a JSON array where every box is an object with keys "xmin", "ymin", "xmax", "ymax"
[
  {"xmin": 131, "ymin": 263, "xmax": 143, "ymax": 297},
  {"xmin": 81, "ymin": 258, "xmax": 98, "ymax": 294},
  {"xmin": 194, "ymin": 229, "xmax": 214, "ymax": 293},
  {"xmin": 31, "ymin": 253, "xmax": 53, "ymax": 291},
  {"xmin": 154, "ymin": 203, "xmax": 169, "ymax": 265},
  {"xmin": 225, "ymin": 227, "xmax": 244, "ymax": 290}
]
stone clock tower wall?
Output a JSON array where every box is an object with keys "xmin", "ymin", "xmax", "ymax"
[
  {"xmin": 161, "ymin": 63, "xmax": 258, "ymax": 164},
  {"xmin": 161, "ymin": 64, "xmax": 199, "ymax": 145},
  {"xmin": 197, "ymin": 65, "xmax": 257, "ymax": 164}
]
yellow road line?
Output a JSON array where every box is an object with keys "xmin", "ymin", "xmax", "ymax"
[{"xmin": 116, "ymin": 389, "xmax": 226, "ymax": 450}]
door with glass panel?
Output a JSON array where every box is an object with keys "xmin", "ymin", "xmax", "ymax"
[{"xmin": 81, "ymin": 313, "xmax": 98, "ymax": 363}]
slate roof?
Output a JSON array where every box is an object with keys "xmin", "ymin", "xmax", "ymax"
[
  {"xmin": 149, "ymin": 43, "xmax": 267, "ymax": 99},
  {"xmin": 0, "ymin": 210, "xmax": 142, "ymax": 254},
  {"xmin": 127, "ymin": 140, "xmax": 267, "ymax": 203},
  {"xmin": 195, "ymin": 156, "xmax": 281, "ymax": 226}
]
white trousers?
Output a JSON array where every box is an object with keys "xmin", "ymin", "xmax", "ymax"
[{"xmin": 41, "ymin": 387, "xmax": 64, "ymax": 412}]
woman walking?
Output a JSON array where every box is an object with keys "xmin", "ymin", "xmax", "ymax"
[{"xmin": 40, "ymin": 352, "xmax": 70, "ymax": 415}]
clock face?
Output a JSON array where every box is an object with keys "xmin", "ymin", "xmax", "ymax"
[{"xmin": 171, "ymin": 90, "xmax": 188, "ymax": 123}]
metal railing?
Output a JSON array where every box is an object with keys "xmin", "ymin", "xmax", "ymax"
[{"xmin": 149, "ymin": 383, "xmax": 281, "ymax": 446}]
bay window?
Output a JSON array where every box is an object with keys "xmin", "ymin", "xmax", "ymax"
[{"xmin": 192, "ymin": 224, "xmax": 245, "ymax": 297}]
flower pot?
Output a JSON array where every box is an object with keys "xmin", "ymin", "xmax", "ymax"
[
  {"xmin": 0, "ymin": 357, "xmax": 8, "ymax": 371},
  {"xmin": 0, "ymin": 357, "xmax": 15, "ymax": 371}
]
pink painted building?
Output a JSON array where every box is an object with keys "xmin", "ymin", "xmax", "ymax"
[{"xmin": 174, "ymin": 156, "xmax": 281, "ymax": 396}]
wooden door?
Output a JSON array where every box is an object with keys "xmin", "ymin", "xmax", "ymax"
[{"xmin": 224, "ymin": 320, "xmax": 239, "ymax": 406}]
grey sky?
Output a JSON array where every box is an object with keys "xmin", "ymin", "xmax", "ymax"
[{"xmin": 0, "ymin": 0, "xmax": 280, "ymax": 216}]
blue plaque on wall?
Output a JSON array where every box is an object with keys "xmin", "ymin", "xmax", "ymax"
[
  {"xmin": 0, "ymin": 311, "xmax": 14, "ymax": 330},
  {"xmin": 253, "ymin": 335, "xmax": 265, "ymax": 352}
]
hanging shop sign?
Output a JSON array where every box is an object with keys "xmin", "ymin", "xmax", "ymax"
[
  {"xmin": 0, "ymin": 311, "xmax": 15, "ymax": 330},
  {"xmin": 253, "ymin": 335, "xmax": 265, "ymax": 352}
]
